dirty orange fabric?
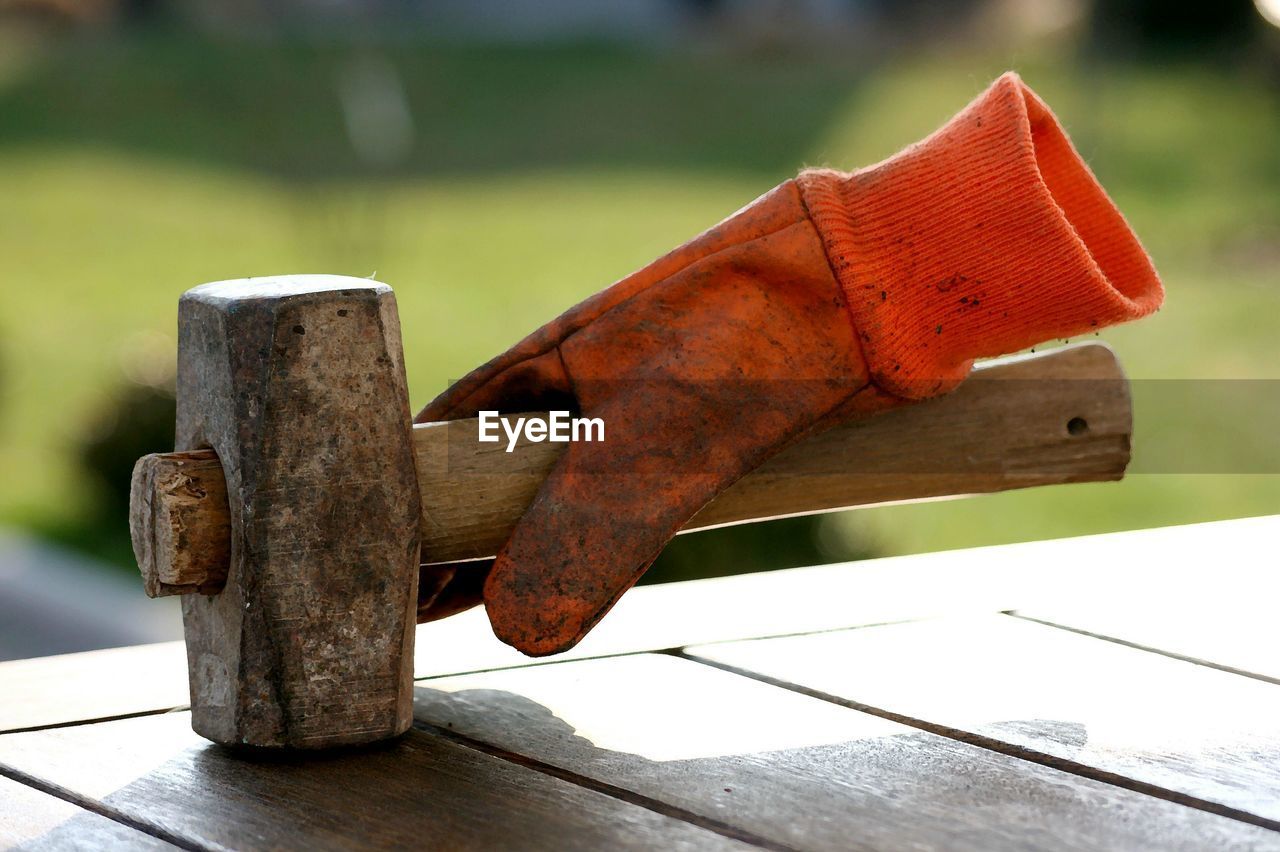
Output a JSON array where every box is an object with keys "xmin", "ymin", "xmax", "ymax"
[
  {"xmin": 416, "ymin": 71, "xmax": 1163, "ymax": 656},
  {"xmin": 798, "ymin": 72, "xmax": 1162, "ymax": 397}
]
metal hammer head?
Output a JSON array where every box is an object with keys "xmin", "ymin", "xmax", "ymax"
[{"xmin": 162, "ymin": 275, "xmax": 420, "ymax": 749}]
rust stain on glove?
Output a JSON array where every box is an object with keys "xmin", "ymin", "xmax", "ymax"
[{"xmin": 416, "ymin": 72, "xmax": 1163, "ymax": 657}]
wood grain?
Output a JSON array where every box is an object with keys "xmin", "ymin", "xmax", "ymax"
[
  {"xmin": 131, "ymin": 342, "xmax": 1129, "ymax": 587},
  {"xmin": 0, "ymin": 712, "xmax": 749, "ymax": 851},
  {"xmin": 130, "ymin": 450, "xmax": 229, "ymax": 597},
  {"xmin": 689, "ymin": 615, "xmax": 1280, "ymax": 826},
  {"xmin": 0, "ymin": 774, "xmax": 176, "ymax": 850},
  {"xmin": 413, "ymin": 653, "xmax": 1278, "ymax": 851}
]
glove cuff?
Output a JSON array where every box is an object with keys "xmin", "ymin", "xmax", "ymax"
[{"xmin": 797, "ymin": 71, "xmax": 1163, "ymax": 399}]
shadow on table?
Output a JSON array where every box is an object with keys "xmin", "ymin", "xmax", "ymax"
[{"xmin": 17, "ymin": 687, "xmax": 1239, "ymax": 852}]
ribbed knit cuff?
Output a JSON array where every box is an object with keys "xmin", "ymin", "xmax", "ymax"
[{"xmin": 797, "ymin": 71, "xmax": 1163, "ymax": 399}]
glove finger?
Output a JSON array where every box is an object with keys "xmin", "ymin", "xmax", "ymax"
[{"xmin": 482, "ymin": 374, "xmax": 868, "ymax": 656}]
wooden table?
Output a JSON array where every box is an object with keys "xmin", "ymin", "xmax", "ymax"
[{"xmin": 3, "ymin": 514, "xmax": 1278, "ymax": 851}]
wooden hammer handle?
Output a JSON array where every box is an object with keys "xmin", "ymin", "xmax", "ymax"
[{"xmin": 131, "ymin": 343, "xmax": 1130, "ymax": 597}]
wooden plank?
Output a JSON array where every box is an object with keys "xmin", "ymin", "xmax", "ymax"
[
  {"xmin": 8, "ymin": 515, "xmax": 1277, "ymax": 733},
  {"xmin": 1012, "ymin": 516, "xmax": 1280, "ymax": 682},
  {"xmin": 0, "ymin": 774, "xmax": 176, "ymax": 850},
  {"xmin": 413, "ymin": 653, "xmax": 1278, "ymax": 851},
  {"xmin": 0, "ymin": 642, "xmax": 187, "ymax": 734},
  {"xmin": 408, "ymin": 514, "xmax": 1280, "ymax": 679},
  {"xmin": 8, "ymin": 528, "xmax": 1047, "ymax": 732},
  {"xmin": 0, "ymin": 711, "xmax": 748, "ymax": 851},
  {"xmin": 688, "ymin": 615, "xmax": 1280, "ymax": 827},
  {"xmin": 0, "ymin": 529, "xmax": 1090, "ymax": 731}
]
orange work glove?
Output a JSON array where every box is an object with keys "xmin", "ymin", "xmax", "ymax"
[{"xmin": 416, "ymin": 72, "xmax": 1163, "ymax": 656}]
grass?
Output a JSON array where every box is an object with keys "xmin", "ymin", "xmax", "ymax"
[{"xmin": 0, "ymin": 32, "xmax": 1276, "ymax": 580}]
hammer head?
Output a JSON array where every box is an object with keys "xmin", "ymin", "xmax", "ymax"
[{"xmin": 175, "ymin": 276, "xmax": 420, "ymax": 748}]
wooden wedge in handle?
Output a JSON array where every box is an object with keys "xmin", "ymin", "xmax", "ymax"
[{"xmin": 131, "ymin": 342, "xmax": 1130, "ymax": 597}]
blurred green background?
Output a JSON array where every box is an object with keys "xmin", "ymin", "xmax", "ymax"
[{"xmin": 0, "ymin": 0, "xmax": 1277, "ymax": 638}]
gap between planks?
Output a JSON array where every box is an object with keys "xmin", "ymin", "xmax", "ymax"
[
  {"xmin": 6, "ymin": 615, "xmax": 1275, "ymax": 848},
  {"xmin": 0, "ymin": 625, "xmax": 928, "ymax": 851},
  {"xmin": 412, "ymin": 718, "xmax": 792, "ymax": 852},
  {"xmin": 0, "ymin": 617, "xmax": 937, "ymax": 737},
  {"xmin": 672, "ymin": 647, "xmax": 1280, "ymax": 836},
  {"xmin": 0, "ymin": 674, "xmax": 785, "ymax": 851},
  {"xmin": 9, "ymin": 608, "xmax": 1275, "ymax": 842},
  {"xmin": 1006, "ymin": 613, "xmax": 1280, "ymax": 688},
  {"xmin": 3, "ymin": 707, "xmax": 192, "ymax": 737},
  {"xmin": 0, "ymin": 761, "xmax": 202, "ymax": 851},
  {"xmin": 9, "ymin": 515, "xmax": 1275, "ymax": 736}
]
